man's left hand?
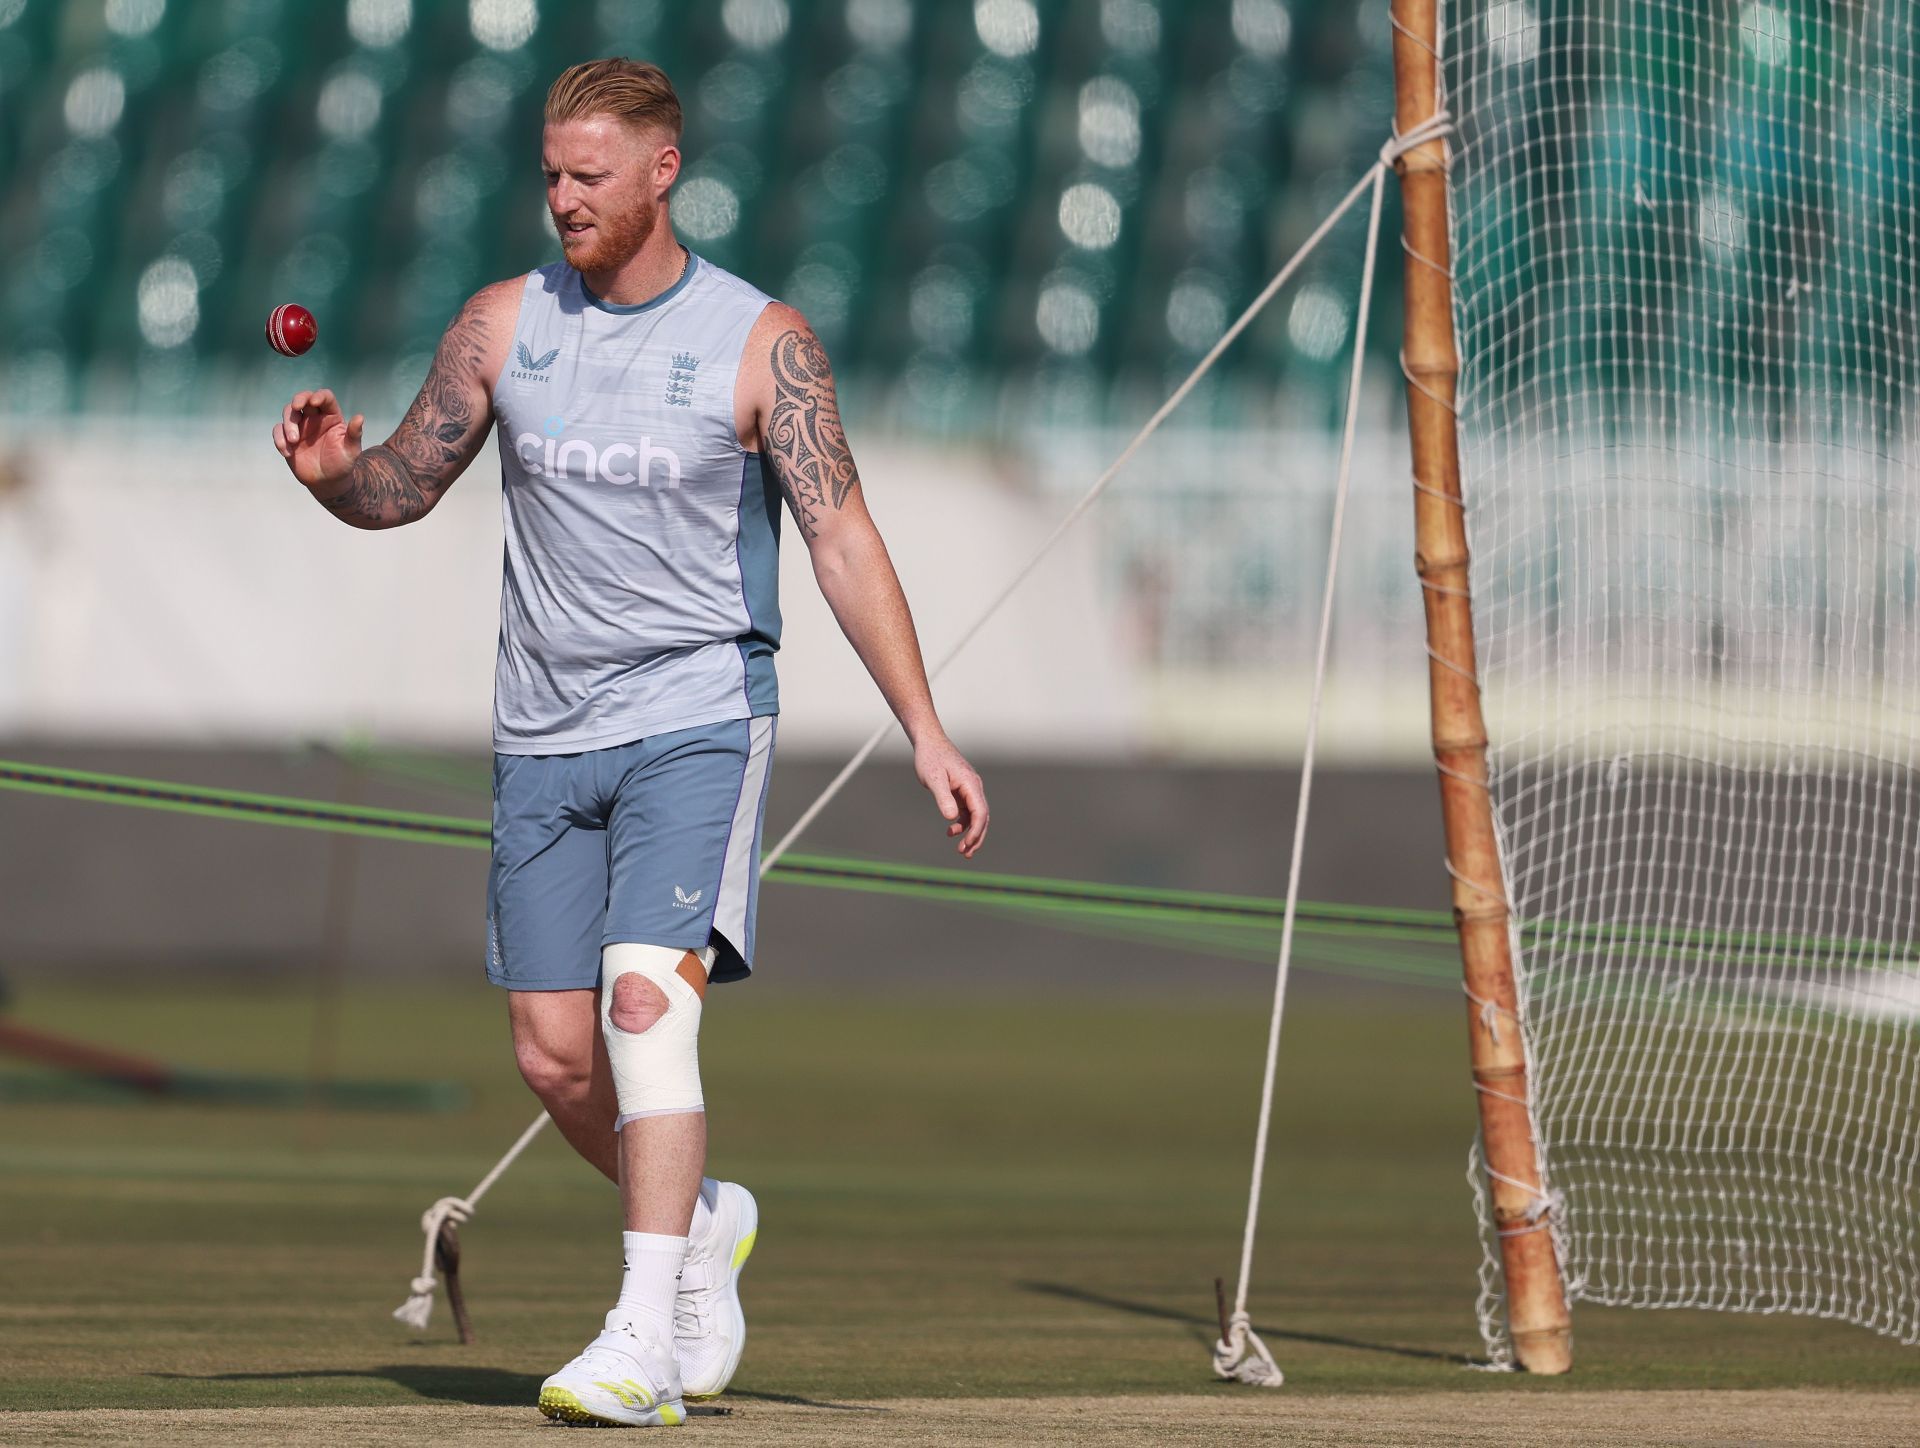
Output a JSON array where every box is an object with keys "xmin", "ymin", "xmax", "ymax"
[{"xmin": 914, "ymin": 735, "xmax": 989, "ymax": 858}]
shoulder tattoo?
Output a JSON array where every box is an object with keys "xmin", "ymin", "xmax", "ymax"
[{"xmin": 765, "ymin": 327, "xmax": 859, "ymax": 542}]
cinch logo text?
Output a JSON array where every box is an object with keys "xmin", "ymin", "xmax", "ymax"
[{"xmin": 514, "ymin": 431, "xmax": 683, "ymax": 488}]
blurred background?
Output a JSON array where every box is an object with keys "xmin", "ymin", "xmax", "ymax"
[
  {"xmin": 0, "ymin": 0, "xmax": 1444, "ymax": 991},
  {"xmin": 0, "ymin": 0, "xmax": 1427, "ymax": 755}
]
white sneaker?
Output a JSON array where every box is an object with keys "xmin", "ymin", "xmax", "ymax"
[
  {"xmin": 538, "ymin": 1312, "xmax": 687, "ymax": 1427},
  {"xmin": 675, "ymin": 1180, "xmax": 758, "ymax": 1399}
]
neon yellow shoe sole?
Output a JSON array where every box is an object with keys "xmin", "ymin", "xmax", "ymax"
[
  {"xmin": 540, "ymin": 1385, "xmax": 621, "ymax": 1426},
  {"xmin": 538, "ymin": 1384, "xmax": 686, "ymax": 1427}
]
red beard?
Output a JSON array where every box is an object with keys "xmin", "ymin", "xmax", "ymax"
[{"xmin": 554, "ymin": 194, "xmax": 659, "ymax": 274}]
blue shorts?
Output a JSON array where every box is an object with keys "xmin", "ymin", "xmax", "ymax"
[{"xmin": 486, "ymin": 717, "xmax": 776, "ymax": 990}]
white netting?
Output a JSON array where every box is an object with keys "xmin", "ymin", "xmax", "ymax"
[{"xmin": 1445, "ymin": 1, "xmax": 1920, "ymax": 1356}]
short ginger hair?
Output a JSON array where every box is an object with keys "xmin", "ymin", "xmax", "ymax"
[{"xmin": 544, "ymin": 58, "xmax": 683, "ymax": 140}]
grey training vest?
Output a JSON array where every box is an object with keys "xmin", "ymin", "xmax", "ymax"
[{"xmin": 490, "ymin": 255, "xmax": 782, "ymax": 754}]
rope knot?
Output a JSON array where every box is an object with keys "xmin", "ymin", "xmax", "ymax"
[
  {"xmin": 393, "ymin": 1200, "xmax": 472, "ymax": 1333},
  {"xmin": 392, "ymin": 1274, "xmax": 439, "ymax": 1332},
  {"xmin": 1462, "ymin": 984, "xmax": 1521, "ymax": 1046},
  {"xmin": 1530, "ymin": 1187, "xmax": 1566, "ymax": 1229},
  {"xmin": 1380, "ymin": 109, "xmax": 1456, "ymax": 168},
  {"xmin": 420, "ymin": 1196, "xmax": 473, "ymax": 1234},
  {"xmin": 1212, "ymin": 1308, "xmax": 1285, "ymax": 1388}
]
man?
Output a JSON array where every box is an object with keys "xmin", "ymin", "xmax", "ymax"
[{"xmin": 272, "ymin": 58, "xmax": 988, "ymax": 1428}]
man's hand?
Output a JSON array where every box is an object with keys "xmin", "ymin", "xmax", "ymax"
[
  {"xmin": 273, "ymin": 388, "xmax": 363, "ymax": 499},
  {"xmin": 267, "ymin": 282, "xmax": 514, "ymax": 530},
  {"xmin": 915, "ymin": 733, "xmax": 988, "ymax": 857}
]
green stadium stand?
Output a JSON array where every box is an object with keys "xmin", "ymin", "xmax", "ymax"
[{"xmin": 0, "ymin": 0, "xmax": 1423, "ymax": 423}]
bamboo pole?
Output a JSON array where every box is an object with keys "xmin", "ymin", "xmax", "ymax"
[{"xmin": 1389, "ymin": 0, "xmax": 1572, "ymax": 1374}]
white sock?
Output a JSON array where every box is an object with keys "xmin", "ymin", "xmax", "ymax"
[{"xmin": 616, "ymin": 1231, "xmax": 688, "ymax": 1342}]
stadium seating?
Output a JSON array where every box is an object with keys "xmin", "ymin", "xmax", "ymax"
[{"xmin": 0, "ymin": 0, "xmax": 1398, "ymax": 421}]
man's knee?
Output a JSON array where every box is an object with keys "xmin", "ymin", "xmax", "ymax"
[
  {"xmin": 600, "ymin": 943, "xmax": 716, "ymax": 1128},
  {"xmin": 508, "ymin": 992, "xmax": 598, "ymax": 1104},
  {"xmin": 513, "ymin": 1032, "xmax": 591, "ymax": 1103},
  {"xmin": 609, "ymin": 972, "xmax": 670, "ymax": 1034}
]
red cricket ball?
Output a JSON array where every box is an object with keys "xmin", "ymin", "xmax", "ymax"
[{"xmin": 266, "ymin": 302, "xmax": 318, "ymax": 357}]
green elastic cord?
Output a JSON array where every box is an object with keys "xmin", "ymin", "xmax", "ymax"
[
  {"xmin": 2, "ymin": 757, "xmax": 1905, "ymax": 986},
  {"xmin": 0, "ymin": 759, "xmax": 489, "ymax": 848}
]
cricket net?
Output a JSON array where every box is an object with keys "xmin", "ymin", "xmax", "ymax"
[{"xmin": 1445, "ymin": 0, "xmax": 1920, "ymax": 1360}]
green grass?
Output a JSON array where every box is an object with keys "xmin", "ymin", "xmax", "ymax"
[{"xmin": 0, "ymin": 979, "xmax": 1912, "ymax": 1412}]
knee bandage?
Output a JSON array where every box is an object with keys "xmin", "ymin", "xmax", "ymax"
[{"xmin": 601, "ymin": 943, "xmax": 715, "ymax": 1129}]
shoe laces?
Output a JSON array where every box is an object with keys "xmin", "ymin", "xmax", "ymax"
[
  {"xmin": 674, "ymin": 1236, "xmax": 717, "ymax": 1340},
  {"xmin": 673, "ymin": 1292, "xmax": 706, "ymax": 1340}
]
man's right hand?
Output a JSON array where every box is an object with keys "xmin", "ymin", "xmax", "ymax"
[
  {"xmin": 273, "ymin": 388, "xmax": 365, "ymax": 496},
  {"xmin": 269, "ymin": 282, "xmax": 513, "ymax": 529}
]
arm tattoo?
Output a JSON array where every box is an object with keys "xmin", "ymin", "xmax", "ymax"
[
  {"xmin": 319, "ymin": 444, "xmax": 436, "ymax": 528},
  {"xmin": 321, "ymin": 298, "xmax": 492, "ymax": 529},
  {"xmin": 765, "ymin": 327, "xmax": 860, "ymax": 542}
]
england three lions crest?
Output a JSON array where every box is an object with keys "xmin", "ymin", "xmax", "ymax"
[{"xmin": 665, "ymin": 352, "xmax": 698, "ymax": 407}]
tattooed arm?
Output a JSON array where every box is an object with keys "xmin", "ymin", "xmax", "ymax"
[
  {"xmin": 739, "ymin": 303, "xmax": 989, "ymax": 856},
  {"xmin": 271, "ymin": 281, "xmax": 517, "ymax": 529},
  {"xmin": 757, "ymin": 322, "xmax": 860, "ymax": 542}
]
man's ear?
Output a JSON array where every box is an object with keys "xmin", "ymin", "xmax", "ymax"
[{"xmin": 655, "ymin": 143, "xmax": 682, "ymax": 195}]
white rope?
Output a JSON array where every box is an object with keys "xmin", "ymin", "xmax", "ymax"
[
  {"xmin": 1214, "ymin": 144, "xmax": 1396, "ymax": 1392},
  {"xmin": 760, "ymin": 159, "xmax": 1392, "ymax": 872},
  {"xmin": 392, "ymin": 1112, "xmax": 551, "ymax": 1331},
  {"xmin": 1385, "ymin": 110, "xmax": 1455, "ymax": 168},
  {"xmin": 1463, "ymin": 983, "xmax": 1521, "ymax": 1045},
  {"xmin": 393, "ymin": 153, "xmax": 1399, "ymax": 1334}
]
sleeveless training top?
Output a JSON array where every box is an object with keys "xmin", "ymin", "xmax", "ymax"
[{"xmin": 490, "ymin": 255, "xmax": 782, "ymax": 755}]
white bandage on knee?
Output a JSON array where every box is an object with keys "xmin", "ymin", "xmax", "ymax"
[{"xmin": 601, "ymin": 943, "xmax": 717, "ymax": 1130}]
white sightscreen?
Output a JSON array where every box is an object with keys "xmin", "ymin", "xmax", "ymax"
[{"xmin": 1443, "ymin": 0, "xmax": 1920, "ymax": 1358}]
